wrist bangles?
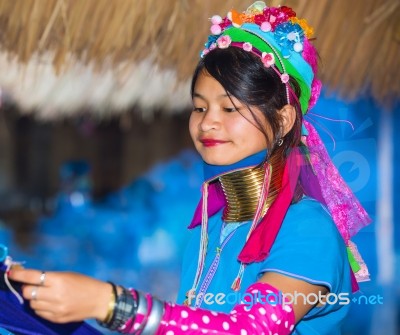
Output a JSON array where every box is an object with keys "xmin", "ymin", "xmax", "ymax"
[
  {"xmin": 102, "ymin": 281, "xmax": 117, "ymax": 324},
  {"xmin": 97, "ymin": 281, "xmax": 164, "ymax": 334}
]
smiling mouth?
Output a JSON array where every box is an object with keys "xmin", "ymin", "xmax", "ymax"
[{"xmin": 200, "ymin": 139, "xmax": 228, "ymax": 147}]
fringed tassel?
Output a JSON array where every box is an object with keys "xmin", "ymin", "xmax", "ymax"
[
  {"xmin": 231, "ymin": 277, "xmax": 242, "ymax": 291},
  {"xmin": 187, "ymin": 182, "xmax": 210, "ymax": 306},
  {"xmin": 231, "ymin": 163, "xmax": 272, "ymax": 292},
  {"xmin": 231, "ymin": 264, "xmax": 246, "ymax": 291},
  {"xmin": 245, "ymin": 162, "xmax": 272, "ymax": 240}
]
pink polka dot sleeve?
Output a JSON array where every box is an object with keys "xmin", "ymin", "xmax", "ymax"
[{"xmin": 116, "ymin": 282, "xmax": 293, "ymax": 335}]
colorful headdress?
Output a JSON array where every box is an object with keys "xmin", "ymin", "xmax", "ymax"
[{"xmin": 200, "ymin": 1, "xmax": 321, "ymax": 115}]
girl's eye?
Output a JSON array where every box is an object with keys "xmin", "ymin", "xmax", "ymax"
[
  {"xmin": 193, "ymin": 107, "xmax": 207, "ymax": 113},
  {"xmin": 223, "ymin": 107, "xmax": 239, "ymax": 113}
]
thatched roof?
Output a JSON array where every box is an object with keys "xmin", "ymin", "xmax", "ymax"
[{"xmin": 0, "ymin": 0, "xmax": 398, "ymax": 118}]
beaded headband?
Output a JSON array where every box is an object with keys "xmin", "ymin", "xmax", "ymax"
[{"xmin": 200, "ymin": 1, "xmax": 319, "ymax": 115}]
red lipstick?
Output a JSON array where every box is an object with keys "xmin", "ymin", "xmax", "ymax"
[{"xmin": 200, "ymin": 138, "xmax": 228, "ymax": 147}]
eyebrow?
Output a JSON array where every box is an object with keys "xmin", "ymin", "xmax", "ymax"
[{"xmin": 192, "ymin": 92, "xmax": 229, "ymax": 100}]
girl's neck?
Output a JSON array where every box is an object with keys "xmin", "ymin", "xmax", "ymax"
[{"xmin": 203, "ymin": 150, "xmax": 285, "ymax": 223}]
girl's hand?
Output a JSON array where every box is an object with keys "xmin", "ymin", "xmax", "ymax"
[{"xmin": 8, "ymin": 268, "xmax": 113, "ymax": 323}]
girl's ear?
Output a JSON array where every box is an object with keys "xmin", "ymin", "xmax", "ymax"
[{"xmin": 278, "ymin": 104, "xmax": 296, "ymax": 137}]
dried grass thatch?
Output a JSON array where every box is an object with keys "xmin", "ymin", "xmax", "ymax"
[{"xmin": 0, "ymin": 0, "xmax": 399, "ymax": 118}]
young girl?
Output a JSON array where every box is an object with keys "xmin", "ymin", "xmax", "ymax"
[{"xmin": 8, "ymin": 2, "xmax": 370, "ymax": 334}]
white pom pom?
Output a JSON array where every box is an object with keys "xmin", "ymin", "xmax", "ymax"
[
  {"xmin": 210, "ymin": 24, "xmax": 222, "ymax": 35},
  {"xmin": 260, "ymin": 21, "xmax": 272, "ymax": 32},
  {"xmin": 287, "ymin": 32, "xmax": 297, "ymax": 41},
  {"xmin": 293, "ymin": 42, "xmax": 303, "ymax": 52},
  {"xmin": 211, "ymin": 15, "xmax": 222, "ymax": 25}
]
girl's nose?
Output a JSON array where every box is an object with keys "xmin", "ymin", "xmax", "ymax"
[{"xmin": 199, "ymin": 109, "xmax": 220, "ymax": 132}]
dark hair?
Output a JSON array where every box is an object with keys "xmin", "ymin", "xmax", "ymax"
[{"xmin": 190, "ymin": 47, "xmax": 303, "ymax": 162}]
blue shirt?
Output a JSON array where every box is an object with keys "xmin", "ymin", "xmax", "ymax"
[{"xmin": 177, "ymin": 196, "xmax": 352, "ymax": 335}]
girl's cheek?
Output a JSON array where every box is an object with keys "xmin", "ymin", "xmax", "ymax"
[{"xmin": 188, "ymin": 115, "xmax": 198, "ymax": 139}]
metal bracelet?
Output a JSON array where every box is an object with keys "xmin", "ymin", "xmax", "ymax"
[
  {"xmin": 140, "ymin": 295, "xmax": 165, "ymax": 335},
  {"xmin": 135, "ymin": 289, "xmax": 148, "ymax": 322},
  {"xmin": 98, "ymin": 287, "xmax": 165, "ymax": 334},
  {"xmin": 96, "ymin": 282, "xmax": 118, "ymax": 328},
  {"xmin": 106, "ymin": 288, "xmax": 138, "ymax": 330}
]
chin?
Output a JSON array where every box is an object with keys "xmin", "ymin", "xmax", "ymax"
[{"xmin": 202, "ymin": 155, "xmax": 234, "ymax": 166}]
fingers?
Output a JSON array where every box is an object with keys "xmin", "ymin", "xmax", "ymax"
[
  {"xmin": 39, "ymin": 271, "xmax": 47, "ymax": 286},
  {"xmin": 9, "ymin": 270, "xmax": 105, "ymax": 323},
  {"xmin": 22, "ymin": 284, "xmax": 49, "ymax": 302},
  {"xmin": 22, "ymin": 282, "xmax": 89, "ymax": 323},
  {"xmin": 28, "ymin": 298, "xmax": 70, "ymax": 324},
  {"xmin": 30, "ymin": 285, "xmax": 38, "ymax": 301},
  {"xmin": 8, "ymin": 268, "xmax": 49, "ymax": 286},
  {"xmin": 21, "ymin": 285, "xmax": 46, "ymax": 310},
  {"xmin": 9, "ymin": 269, "xmax": 52, "ymax": 305}
]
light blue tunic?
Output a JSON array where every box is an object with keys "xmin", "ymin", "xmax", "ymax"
[{"xmin": 177, "ymin": 196, "xmax": 352, "ymax": 335}]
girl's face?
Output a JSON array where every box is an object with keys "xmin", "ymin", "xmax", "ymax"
[{"xmin": 189, "ymin": 71, "xmax": 268, "ymax": 165}]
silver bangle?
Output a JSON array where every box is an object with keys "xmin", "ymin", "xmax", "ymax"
[
  {"xmin": 141, "ymin": 296, "xmax": 165, "ymax": 335},
  {"xmin": 136, "ymin": 290, "xmax": 148, "ymax": 319}
]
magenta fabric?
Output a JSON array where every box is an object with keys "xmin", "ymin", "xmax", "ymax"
[
  {"xmin": 188, "ymin": 182, "xmax": 226, "ymax": 229},
  {"xmin": 303, "ymin": 120, "xmax": 371, "ymax": 242},
  {"xmin": 157, "ymin": 282, "xmax": 295, "ymax": 335},
  {"xmin": 237, "ymin": 149, "xmax": 301, "ymax": 263}
]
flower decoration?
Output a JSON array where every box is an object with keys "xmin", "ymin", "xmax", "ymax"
[
  {"xmin": 219, "ymin": 16, "xmax": 232, "ymax": 30},
  {"xmin": 254, "ymin": 14, "xmax": 267, "ymax": 26},
  {"xmin": 205, "ymin": 34, "xmax": 218, "ymax": 49},
  {"xmin": 257, "ymin": 6, "xmax": 296, "ymax": 30},
  {"xmin": 243, "ymin": 42, "xmax": 253, "ymax": 52},
  {"xmin": 242, "ymin": 13, "xmax": 256, "ymax": 23},
  {"xmin": 217, "ymin": 35, "xmax": 232, "ymax": 49},
  {"xmin": 261, "ymin": 52, "xmax": 275, "ymax": 67},
  {"xmin": 202, "ymin": 2, "xmax": 315, "ymax": 61},
  {"xmin": 274, "ymin": 22, "xmax": 305, "ymax": 57},
  {"xmin": 279, "ymin": 6, "xmax": 296, "ymax": 19},
  {"xmin": 201, "ymin": 2, "xmax": 318, "ymax": 115},
  {"xmin": 281, "ymin": 73, "xmax": 290, "ymax": 83}
]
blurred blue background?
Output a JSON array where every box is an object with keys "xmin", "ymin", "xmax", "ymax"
[{"xmin": 0, "ymin": 92, "xmax": 398, "ymax": 334}]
